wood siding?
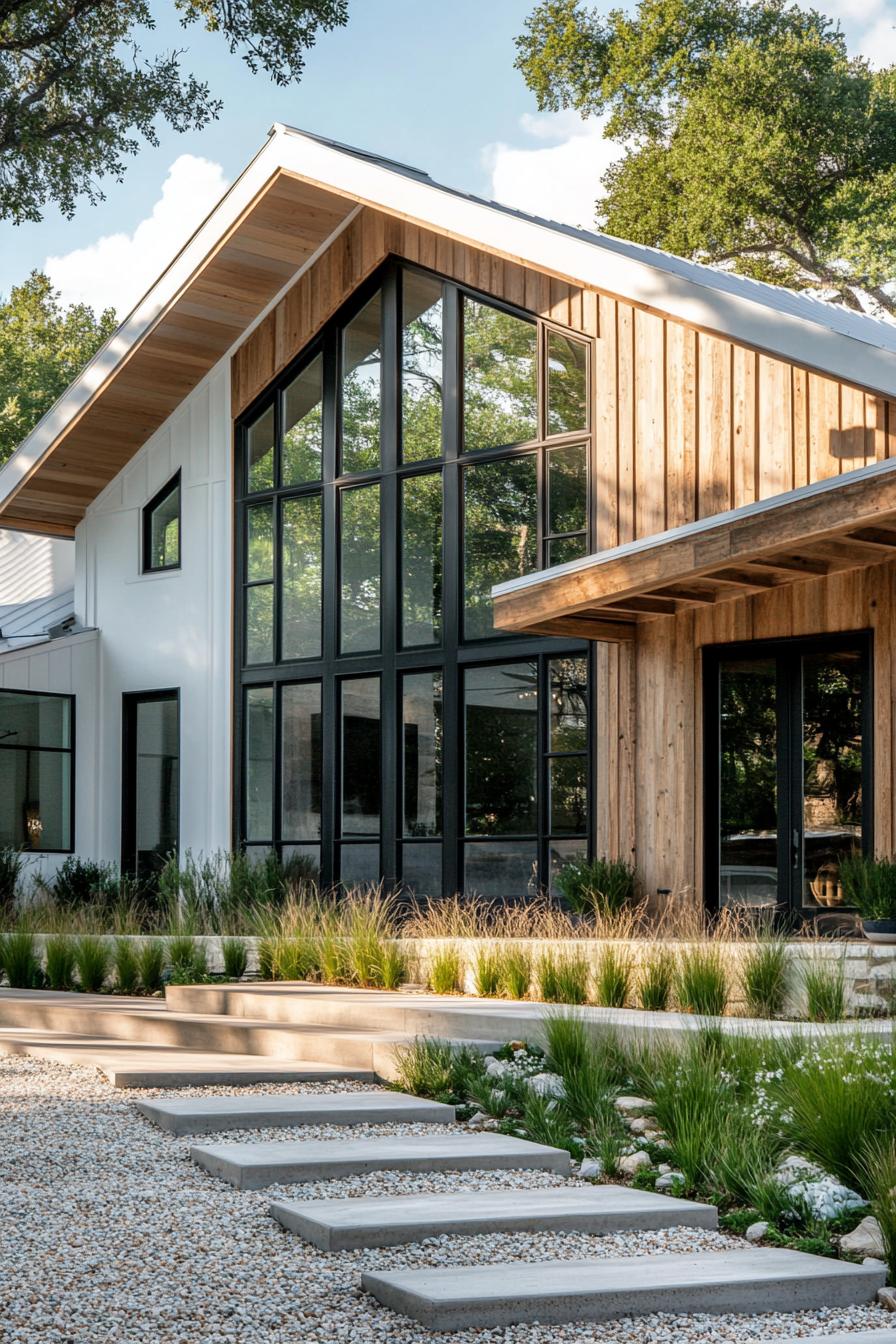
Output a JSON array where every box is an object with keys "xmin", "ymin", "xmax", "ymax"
[{"xmin": 231, "ymin": 206, "xmax": 896, "ymax": 894}]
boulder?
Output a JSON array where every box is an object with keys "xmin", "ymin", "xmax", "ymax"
[
  {"xmin": 615, "ymin": 1096, "xmax": 654, "ymax": 1116},
  {"xmin": 528, "ymin": 1072, "xmax": 565, "ymax": 1099},
  {"xmin": 841, "ymin": 1216, "xmax": 886, "ymax": 1259},
  {"xmin": 579, "ymin": 1157, "xmax": 603, "ymax": 1180},
  {"xmin": 619, "ymin": 1150, "xmax": 651, "ymax": 1176},
  {"xmin": 745, "ymin": 1221, "xmax": 769, "ymax": 1243}
]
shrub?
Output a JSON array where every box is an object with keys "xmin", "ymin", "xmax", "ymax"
[
  {"xmin": 519, "ymin": 1091, "xmax": 577, "ymax": 1152},
  {"xmin": 344, "ymin": 888, "xmax": 398, "ymax": 987},
  {"xmin": 499, "ymin": 946, "xmax": 532, "ymax": 1000},
  {"xmin": 800, "ymin": 956, "xmax": 846, "ymax": 1023},
  {"xmin": 0, "ymin": 846, "xmax": 24, "ymax": 915},
  {"xmin": 392, "ymin": 1037, "xmax": 482, "ymax": 1104},
  {"xmin": 429, "ymin": 945, "xmax": 463, "ymax": 995},
  {"xmin": 167, "ymin": 935, "xmax": 208, "ymax": 984},
  {"xmin": 73, "ymin": 935, "xmax": 110, "ymax": 992},
  {"xmin": 543, "ymin": 1012, "xmax": 590, "ymax": 1076},
  {"xmin": 3, "ymin": 930, "xmax": 41, "ymax": 987},
  {"xmin": 113, "ymin": 938, "xmax": 140, "ymax": 995},
  {"xmin": 473, "ymin": 946, "xmax": 502, "ymax": 997},
  {"xmin": 593, "ymin": 945, "xmax": 632, "ymax": 1008},
  {"xmin": 637, "ymin": 949, "xmax": 674, "ymax": 1011},
  {"xmin": 538, "ymin": 949, "xmax": 589, "ymax": 1004},
  {"xmin": 257, "ymin": 937, "xmax": 276, "ymax": 980},
  {"xmin": 44, "ymin": 935, "xmax": 76, "ymax": 990},
  {"xmin": 779, "ymin": 1038, "xmax": 896, "ymax": 1194},
  {"xmin": 221, "ymin": 937, "xmax": 248, "ymax": 981},
  {"xmin": 741, "ymin": 936, "xmax": 791, "ymax": 1019},
  {"xmin": 554, "ymin": 854, "xmax": 636, "ymax": 917},
  {"xmin": 840, "ymin": 852, "xmax": 896, "ymax": 921},
  {"xmin": 863, "ymin": 1136, "xmax": 896, "ymax": 1283},
  {"xmin": 675, "ymin": 946, "xmax": 729, "ymax": 1017},
  {"xmin": 44, "ymin": 857, "xmax": 120, "ymax": 909},
  {"xmin": 318, "ymin": 931, "xmax": 349, "ymax": 984},
  {"xmin": 136, "ymin": 939, "xmax": 166, "ymax": 993},
  {"xmin": 379, "ymin": 943, "xmax": 407, "ymax": 991}
]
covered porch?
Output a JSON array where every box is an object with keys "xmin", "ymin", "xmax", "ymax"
[{"xmin": 493, "ymin": 458, "xmax": 896, "ymax": 923}]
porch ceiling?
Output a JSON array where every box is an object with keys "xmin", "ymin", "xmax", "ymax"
[
  {"xmin": 0, "ymin": 172, "xmax": 354, "ymax": 537},
  {"xmin": 492, "ymin": 456, "xmax": 896, "ymax": 641}
]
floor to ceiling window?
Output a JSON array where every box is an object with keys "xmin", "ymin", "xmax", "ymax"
[{"xmin": 235, "ymin": 262, "xmax": 593, "ymax": 896}]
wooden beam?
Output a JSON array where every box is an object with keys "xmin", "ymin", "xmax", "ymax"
[{"xmin": 523, "ymin": 616, "xmax": 636, "ymax": 642}]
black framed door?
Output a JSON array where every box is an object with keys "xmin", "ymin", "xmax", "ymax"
[
  {"xmin": 704, "ymin": 633, "xmax": 872, "ymax": 921},
  {"xmin": 122, "ymin": 690, "xmax": 180, "ymax": 881}
]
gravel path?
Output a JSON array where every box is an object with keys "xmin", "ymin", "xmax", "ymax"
[{"xmin": 2, "ymin": 1056, "xmax": 892, "ymax": 1344}]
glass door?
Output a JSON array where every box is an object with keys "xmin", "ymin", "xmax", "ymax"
[
  {"xmin": 122, "ymin": 690, "xmax": 180, "ymax": 883},
  {"xmin": 705, "ymin": 636, "xmax": 870, "ymax": 922}
]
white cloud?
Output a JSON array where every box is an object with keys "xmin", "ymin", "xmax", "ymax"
[
  {"xmin": 858, "ymin": 13, "xmax": 896, "ymax": 67},
  {"xmin": 482, "ymin": 111, "xmax": 622, "ymax": 232},
  {"xmin": 46, "ymin": 155, "xmax": 229, "ymax": 316}
]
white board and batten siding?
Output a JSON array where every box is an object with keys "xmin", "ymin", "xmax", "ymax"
[{"xmin": 0, "ymin": 359, "xmax": 234, "ymax": 880}]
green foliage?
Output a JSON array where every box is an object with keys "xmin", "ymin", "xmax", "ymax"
[
  {"xmin": 343, "ymin": 889, "xmax": 399, "ymax": 988},
  {"xmin": 538, "ymin": 949, "xmax": 589, "ymax": 1004},
  {"xmin": 863, "ymin": 1136, "xmax": 896, "ymax": 1282},
  {"xmin": 675, "ymin": 946, "xmax": 728, "ymax": 1017},
  {"xmin": 779, "ymin": 1037, "xmax": 896, "ymax": 1194},
  {"xmin": 221, "ymin": 937, "xmax": 248, "ymax": 981},
  {"xmin": 2, "ymin": 930, "xmax": 41, "ymax": 987},
  {"xmin": 72, "ymin": 935, "xmax": 110, "ymax": 992},
  {"xmin": 593, "ymin": 944, "xmax": 632, "ymax": 1007},
  {"xmin": 44, "ymin": 934, "xmax": 75, "ymax": 990},
  {"xmin": 136, "ymin": 939, "xmax": 166, "ymax": 993},
  {"xmin": 499, "ymin": 946, "xmax": 532, "ymax": 1000},
  {"xmin": 519, "ymin": 1090, "xmax": 577, "ymax": 1153},
  {"xmin": 800, "ymin": 957, "xmax": 846, "ymax": 1023},
  {"xmin": 0, "ymin": 273, "xmax": 116, "ymax": 462},
  {"xmin": 840, "ymin": 853, "xmax": 896, "ymax": 921},
  {"xmin": 379, "ymin": 943, "xmax": 407, "ymax": 991},
  {"xmin": 391, "ymin": 1038, "xmax": 483, "ymax": 1105},
  {"xmin": 0, "ymin": 846, "xmax": 24, "ymax": 914},
  {"xmin": 1, "ymin": 2, "xmax": 349, "ymax": 224},
  {"xmin": 257, "ymin": 937, "xmax": 276, "ymax": 980},
  {"xmin": 515, "ymin": 0, "xmax": 896, "ymax": 315},
  {"xmin": 112, "ymin": 938, "xmax": 140, "ymax": 994},
  {"xmin": 741, "ymin": 937, "xmax": 791, "ymax": 1019},
  {"xmin": 637, "ymin": 949, "xmax": 674, "ymax": 1011},
  {"xmin": 554, "ymin": 854, "xmax": 636, "ymax": 917},
  {"xmin": 543, "ymin": 1012, "xmax": 591, "ymax": 1076},
  {"xmin": 167, "ymin": 935, "xmax": 208, "ymax": 985},
  {"xmin": 429, "ymin": 945, "xmax": 463, "ymax": 995},
  {"xmin": 473, "ymin": 946, "xmax": 502, "ymax": 997},
  {"xmin": 41, "ymin": 856, "xmax": 121, "ymax": 910}
]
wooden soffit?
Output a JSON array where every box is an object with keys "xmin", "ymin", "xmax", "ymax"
[
  {"xmin": 0, "ymin": 172, "xmax": 355, "ymax": 536},
  {"xmin": 492, "ymin": 457, "xmax": 896, "ymax": 640}
]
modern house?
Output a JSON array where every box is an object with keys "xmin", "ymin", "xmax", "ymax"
[{"xmin": 1, "ymin": 125, "xmax": 895, "ymax": 924}]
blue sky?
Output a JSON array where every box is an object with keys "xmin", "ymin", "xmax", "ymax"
[{"xmin": 2, "ymin": 0, "xmax": 894, "ymax": 313}]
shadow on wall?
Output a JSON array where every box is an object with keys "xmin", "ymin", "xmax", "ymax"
[{"xmin": 0, "ymin": 532, "xmax": 75, "ymax": 611}]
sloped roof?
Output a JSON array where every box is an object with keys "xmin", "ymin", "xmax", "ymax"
[
  {"xmin": 0, "ymin": 586, "xmax": 77, "ymax": 653},
  {"xmin": 3, "ymin": 123, "xmax": 896, "ymax": 537}
]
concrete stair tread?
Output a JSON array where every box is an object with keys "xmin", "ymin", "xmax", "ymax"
[
  {"xmin": 761, "ymin": 1335, "xmax": 896, "ymax": 1343},
  {"xmin": 361, "ymin": 1248, "xmax": 887, "ymax": 1331},
  {"xmin": 0, "ymin": 1027, "xmax": 374, "ymax": 1087},
  {"xmin": 270, "ymin": 1183, "xmax": 719, "ymax": 1249},
  {"xmin": 191, "ymin": 1132, "xmax": 571, "ymax": 1189},
  {"xmin": 136, "ymin": 1090, "xmax": 455, "ymax": 1134}
]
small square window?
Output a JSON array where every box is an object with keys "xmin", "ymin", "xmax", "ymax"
[{"xmin": 143, "ymin": 473, "xmax": 181, "ymax": 572}]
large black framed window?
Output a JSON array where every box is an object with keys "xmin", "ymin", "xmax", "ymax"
[
  {"xmin": 0, "ymin": 689, "xmax": 74, "ymax": 852},
  {"xmin": 704, "ymin": 632, "xmax": 872, "ymax": 922},
  {"xmin": 234, "ymin": 261, "xmax": 594, "ymax": 896}
]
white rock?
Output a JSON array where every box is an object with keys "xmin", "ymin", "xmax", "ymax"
[
  {"xmin": 774, "ymin": 1155, "xmax": 866, "ymax": 1221},
  {"xmin": 484, "ymin": 1057, "xmax": 507, "ymax": 1078},
  {"xmin": 528, "ymin": 1071, "xmax": 565, "ymax": 1098},
  {"xmin": 628, "ymin": 1116, "xmax": 653, "ymax": 1135},
  {"xmin": 578, "ymin": 1158, "xmax": 603, "ymax": 1180},
  {"xmin": 619, "ymin": 1150, "xmax": 651, "ymax": 1176},
  {"xmin": 614, "ymin": 1095, "xmax": 654, "ymax": 1115},
  {"xmin": 658, "ymin": 1163, "xmax": 672, "ymax": 1175},
  {"xmin": 841, "ymin": 1216, "xmax": 886, "ymax": 1258},
  {"xmin": 655, "ymin": 1171, "xmax": 684, "ymax": 1192},
  {"xmin": 879, "ymin": 1285, "xmax": 896, "ymax": 1311},
  {"xmin": 745, "ymin": 1221, "xmax": 768, "ymax": 1243}
]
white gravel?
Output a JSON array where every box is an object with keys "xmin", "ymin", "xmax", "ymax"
[{"xmin": 2, "ymin": 1055, "xmax": 893, "ymax": 1344}]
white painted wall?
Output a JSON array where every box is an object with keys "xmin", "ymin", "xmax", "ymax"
[
  {"xmin": 0, "ymin": 356, "xmax": 233, "ymax": 879},
  {"xmin": 0, "ymin": 530, "xmax": 74, "ymax": 616}
]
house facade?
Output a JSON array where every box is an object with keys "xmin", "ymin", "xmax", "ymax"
[{"xmin": 1, "ymin": 126, "xmax": 895, "ymax": 923}]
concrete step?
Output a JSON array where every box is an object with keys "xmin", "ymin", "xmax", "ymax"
[
  {"xmin": 361, "ymin": 1248, "xmax": 887, "ymax": 1332},
  {"xmin": 762, "ymin": 1335, "xmax": 896, "ymax": 1344},
  {"xmin": 0, "ymin": 989, "xmax": 501, "ymax": 1077},
  {"xmin": 136, "ymin": 1090, "xmax": 455, "ymax": 1135},
  {"xmin": 0, "ymin": 1027, "xmax": 374, "ymax": 1088},
  {"xmin": 191, "ymin": 1132, "xmax": 571, "ymax": 1190},
  {"xmin": 269, "ymin": 1183, "xmax": 719, "ymax": 1250}
]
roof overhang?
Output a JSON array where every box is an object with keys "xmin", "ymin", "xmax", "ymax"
[
  {"xmin": 492, "ymin": 456, "xmax": 896, "ymax": 641},
  {"xmin": 6, "ymin": 123, "xmax": 896, "ymax": 536}
]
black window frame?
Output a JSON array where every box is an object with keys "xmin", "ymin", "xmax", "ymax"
[
  {"xmin": 142, "ymin": 471, "xmax": 182, "ymax": 574},
  {"xmin": 121, "ymin": 687, "xmax": 181, "ymax": 878},
  {"xmin": 703, "ymin": 630, "xmax": 873, "ymax": 922},
  {"xmin": 233, "ymin": 259, "xmax": 595, "ymax": 895},
  {"xmin": 0, "ymin": 686, "xmax": 75, "ymax": 854}
]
